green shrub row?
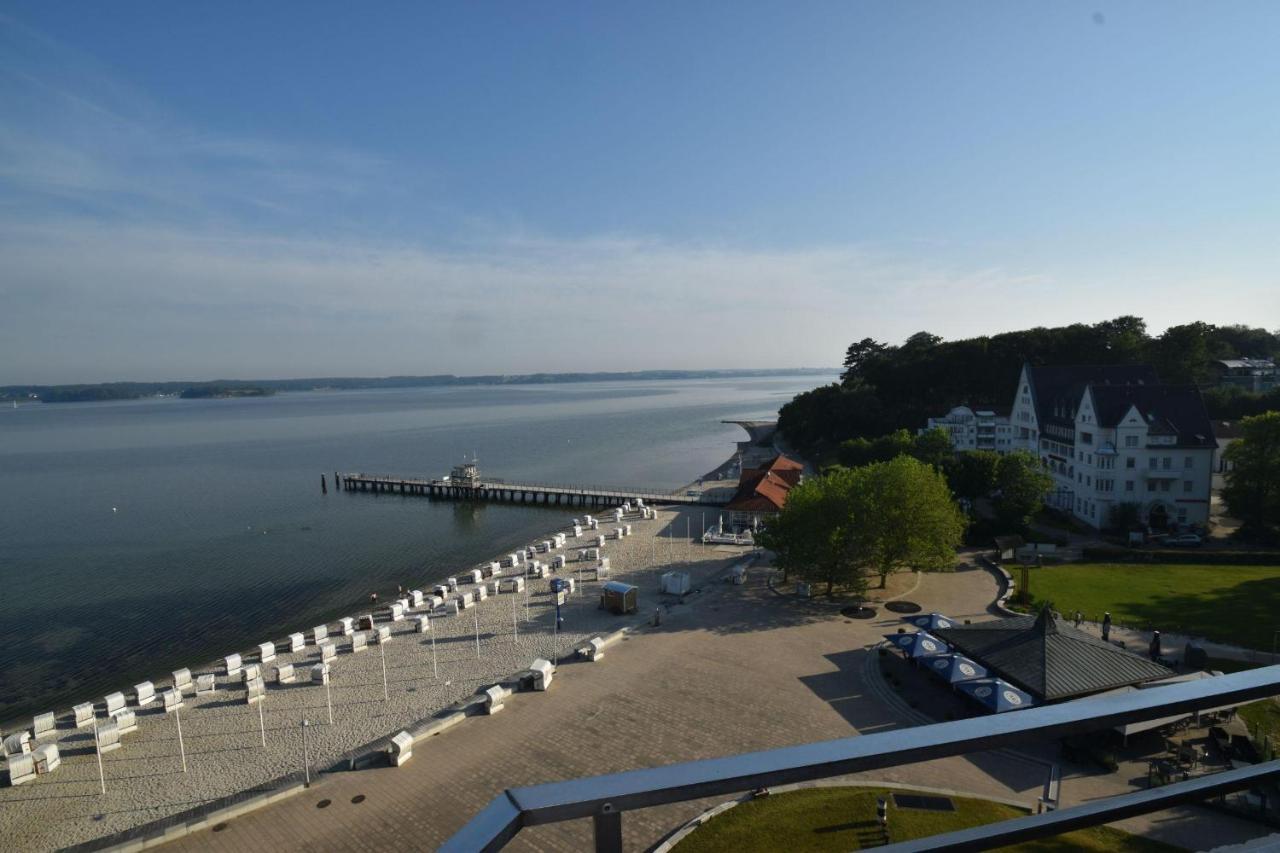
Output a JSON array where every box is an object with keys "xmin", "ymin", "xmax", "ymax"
[{"xmin": 1080, "ymin": 547, "xmax": 1280, "ymax": 565}]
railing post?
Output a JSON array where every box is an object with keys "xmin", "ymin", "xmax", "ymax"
[{"xmin": 593, "ymin": 803, "xmax": 622, "ymax": 853}]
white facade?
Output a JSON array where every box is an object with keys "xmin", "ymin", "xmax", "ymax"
[
  {"xmin": 1068, "ymin": 389, "xmax": 1214, "ymax": 530},
  {"xmin": 1009, "ymin": 365, "xmax": 1214, "ymax": 531},
  {"xmin": 921, "ymin": 406, "xmax": 1014, "ymax": 453}
]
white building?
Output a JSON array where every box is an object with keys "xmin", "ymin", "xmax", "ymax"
[
  {"xmin": 921, "ymin": 406, "xmax": 1014, "ymax": 453},
  {"xmin": 1008, "ymin": 364, "xmax": 1216, "ymax": 530}
]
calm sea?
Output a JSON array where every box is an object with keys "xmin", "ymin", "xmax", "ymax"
[{"xmin": 0, "ymin": 374, "xmax": 831, "ymax": 722}]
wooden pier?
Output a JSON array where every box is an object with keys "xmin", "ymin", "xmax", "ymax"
[{"xmin": 338, "ymin": 472, "xmax": 725, "ymax": 507}]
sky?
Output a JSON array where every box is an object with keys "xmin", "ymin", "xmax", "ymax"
[{"xmin": 1, "ymin": 2, "xmax": 1277, "ymax": 384}]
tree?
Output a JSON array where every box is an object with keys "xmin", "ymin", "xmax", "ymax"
[
  {"xmin": 949, "ymin": 450, "xmax": 1002, "ymax": 500},
  {"xmin": 840, "ymin": 338, "xmax": 889, "ymax": 387},
  {"xmin": 1107, "ymin": 501, "xmax": 1143, "ymax": 532},
  {"xmin": 911, "ymin": 428, "xmax": 955, "ymax": 471},
  {"xmin": 757, "ymin": 468, "xmax": 866, "ymax": 596},
  {"xmin": 994, "ymin": 451, "xmax": 1054, "ymax": 529},
  {"xmin": 849, "ymin": 456, "xmax": 967, "ymax": 588},
  {"xmin": 1222, "ymin": 412, "xmax": 1280, "ymax": 536}
]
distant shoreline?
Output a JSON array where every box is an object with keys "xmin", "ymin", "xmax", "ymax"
[{"xmin": 2, "ymin": 368, "xmax": 836, "ymax": 404}]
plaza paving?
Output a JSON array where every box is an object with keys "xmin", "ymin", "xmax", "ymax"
[{"xmin": 166, "ymin": 557, "xmax": 1273, "ymax": 852}]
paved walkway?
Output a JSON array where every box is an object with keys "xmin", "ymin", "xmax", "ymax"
[{"xmin": 168, "ymin": 562, "xmax": 1271, "ymax": 852}]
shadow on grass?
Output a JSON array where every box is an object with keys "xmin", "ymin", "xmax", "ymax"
[{"xmin": 1107, "ymin": 575, "xmax": 1280, "ymax": 650}]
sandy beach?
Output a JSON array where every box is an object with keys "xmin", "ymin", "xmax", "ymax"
[{"xmin": 0, "ymin": 498, "xmax": 752, "ymax": 851}]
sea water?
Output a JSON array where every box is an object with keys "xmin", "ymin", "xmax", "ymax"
[{"xmin": 0, "ymin": 374, "xmax": 832, "ymax": 722}]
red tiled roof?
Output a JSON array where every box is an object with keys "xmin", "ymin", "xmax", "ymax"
[{"xmin": 724, "ymin": 454, "xmax": 803, "ymax": 512}]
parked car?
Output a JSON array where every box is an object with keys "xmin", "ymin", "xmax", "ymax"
[{"xmin": 1163, "ymin": 533, "xmax": 1202, "ymax": 548}]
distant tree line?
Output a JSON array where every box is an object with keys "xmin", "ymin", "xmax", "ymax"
[
  {"xmin": 1, "ymin": 368, "xmax": 832, "ymax": 404},
  {"xmin": 778, "ymin": 317, "xmax": 1279, "ymax": 460}
]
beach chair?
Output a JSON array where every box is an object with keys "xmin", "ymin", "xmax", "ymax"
[
  {"xmin": 391, "ymin": 731, "xmax": 413, "ymax": 766},
  {"xmin": 73, "ymin": 702, "xmax": 95, "ymax": 728},
  {"xmin": 351, "ymin": 632, "xmax": 368, "ymax": 653},
  {"xmin": 530, "ymin": 658, "xmax": 554, "ymax": 691},
  {"xmin": 289, "ymin": 632, "xmax": 306, "ymax": 652},
  {"xmin": 7, "ymin": 754, "xmax": 35, "ymax": 786},
  {"xmin": 274, "ymin": 663, "xmax": 296, "ymax": 684},
  {"xmin": 33, "ymin": 743, "xmax": 60, "ymax": 775},
  {"xmin": 162, "ymin": 688, "xmax": 184, "ymax": 713},
  {"xmin": 375, "ymin": 625, "xmax": 392, "ymax": 644},
  {"xmin": 482, "ymin": 685, "xmax": 508, "ymax": 715},
  {"xmin": 4, "ymin": 731, "xmax": 32, "ymax": 757},
  {"xmin": 32, "ymin": 712, "xmax": 56, "ymax": 741},
  {"xmin": 245, "ymin": 678, "xmax": 266, "ymax": 705},
  {"xmin": 312, "ymin": 624, "xmax": 329, "ymax": 645},
  {"xmin": 224, "ymin": 653, "xmax": 242, "ymax": 677},
  {"xmin": 134, "ymin": 681, "xmax": 156, "ymax": 708},
  {"xmin": 311, "ymin": 663, "xmax": 330, "ymax": 684},
  {"xmin": 172, "ymin": 668, "xmax": 193, "ymax": 695},
  {"xmin": 259, "ymin": 641, "xmax": 276, "ymax": 663},
  {"xmin": 196, "ymin": 673, "xmax": 216, "ymax": 695},
  {"xmin": 320, "ymin": 642, "xmax": 336, "ymax": 663},
  {"xmin": 115, "ymin": 709, "xmax": 137, "ymax": 735},
  {"xmin": 339, "ymin": 616, "xmax": 355, "ymax": 636},
  {"xmin": 105, "ymin": 692, "xmax": 127, "ymax": 719},
  {"xmin": 96, "ymin": 720, "xmax": 121, "ymax": 753}
]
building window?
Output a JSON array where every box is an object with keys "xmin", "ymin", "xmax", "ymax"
[
  {"xmin": 1125, "ymin": 435, "xmax": 1138, "ymax": 448},
  {"xmin": 1184, "ymin": 456, "xmax": 1193, "ymax": 469},
  {"xmin": 1183, "ymin": 480, "xmax": 1193, "ymax": 493},
  {"xmin": 1161, "ymin": 480, "xmax": 1171, "ymax": 492},
  {"xmin": 1080, "ymin": 431, "xmax": 1093, "ymax": 445},
  {"xmin": 1147, "ymin": 481, "xmax": 1157, "ymax": 492},
  {"xmin": 1125, "ymin": 480, "xmax": 1134, "ymax": 492},
  {"xmin": 1162, "ymin": 457, "xmax": 1172, "ymax": 470},
  {"xmin": 1126, "ymin": 457, "xmax": 1136, "ymax": 469},
  {"xmin": 1149, "ymin": 458, "xmax": 1158, "ymax": 469}
]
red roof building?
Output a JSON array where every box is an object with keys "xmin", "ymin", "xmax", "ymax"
[{"xmin": 724, "ymin": 454, "xmax": 803, "ymax": 526}]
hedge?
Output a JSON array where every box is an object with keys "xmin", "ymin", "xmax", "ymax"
[{"xmin": 1081, "ymin": 547, "xmax": 1280, "ymax": 566}]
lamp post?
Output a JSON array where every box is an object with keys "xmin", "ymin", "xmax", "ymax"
[
  {"xmin": 93, "ymin": 720, "xmax": 106, "ymax": 795},
  {"xmin": 301, "ymin": 719, "xmax": 311, "ymax": 786},
  {"xmin": 175, "ymin": 706, "xmax": 187, "ymax": 773}
]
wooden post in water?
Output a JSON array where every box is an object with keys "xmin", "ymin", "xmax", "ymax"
[{"xmin": 321, "ymin": 473, "xmax": 327, "ymax": 495}]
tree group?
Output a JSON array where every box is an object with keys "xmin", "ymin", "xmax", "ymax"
[{"xmin": 759, "ymin": 455, "xmax": 966, "ymax": 596}]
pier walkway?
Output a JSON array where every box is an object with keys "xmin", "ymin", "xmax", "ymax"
[{"xmin": 339, "ymin": 472, "xmax": 728, "ymax": 507}]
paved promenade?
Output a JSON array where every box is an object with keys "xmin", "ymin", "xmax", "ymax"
[{"xmin": 166, "ymin": 560, "xmax": 1272, "ymax": 852}]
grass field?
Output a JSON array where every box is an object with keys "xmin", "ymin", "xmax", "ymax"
[
  {"xmin": 1021, "ymin": 562, "xmax": 1280, "ymax": 652},
  {"xmin": 672, "ymin": 787, "xmax": 1179, "ymax": 852}
]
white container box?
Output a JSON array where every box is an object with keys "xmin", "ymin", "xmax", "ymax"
[
  {"xmin": 530, "ymin": 658, "xmax": 554, "ymax": 691},
  {"xmin": 391, "ymin": 730, "xmax": 414, "ymax": 766}
]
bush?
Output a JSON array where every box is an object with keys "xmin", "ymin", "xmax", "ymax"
[{"xmin": 1081, "ymin": 547, "xmax": 1280, "ymax": 565}]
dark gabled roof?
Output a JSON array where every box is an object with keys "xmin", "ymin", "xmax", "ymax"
[
  {"xmin": 1212, "ymin": 420, "xmax": 1245, "ymax": 440},
  {"xmin": 1025, "ymin": 364, "xmax": 1159, "ymax": 431},
  {"xmin": 934, "ymin": 609, "xmax": 1172, "ymax": 701},
  {"xmin": 1087, "ymin": 384, "xmax": 1216, "ymax": 448}
]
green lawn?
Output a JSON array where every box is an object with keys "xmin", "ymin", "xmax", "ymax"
[
  {"xmin": 1020, "ymin": 562, "xmax": 1280, "ymax": 652},
  {"xmin": 672, "ymin": 787, "xmax": 1179, "ymax": 853}
]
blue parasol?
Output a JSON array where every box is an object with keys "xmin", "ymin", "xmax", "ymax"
[
  {"xmin": 883, "ymin": 631, "xmax": 949, "ymax": 659},
  {"xmin": 956, "ymin": 678, "xmax": 1035, "ymax": 713},
  {"xmin": 900, "ymin": 612, "xmax": 957, "ymax": 631},
  {"xmin": 922, "ymin": 653, "xmax": 989, "ymax": 685}
]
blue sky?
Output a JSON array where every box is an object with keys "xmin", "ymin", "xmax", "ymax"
[{"xmin": 1, "ymin": 2, "xmax": 1276, "ymax": 383}]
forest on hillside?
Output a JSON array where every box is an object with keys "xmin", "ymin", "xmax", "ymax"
[{"xmin": 778, "ymin": 317, "xmax": 1280, "ymax": 459}]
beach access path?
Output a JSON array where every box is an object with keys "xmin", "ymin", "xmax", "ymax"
[
  {"xmin": 168, "ymin": 560, "xmax": 1271, "ymax": 852},
  {"xmin": 0, "ymin": 506, "xmax": 737, "ymax": 852}
]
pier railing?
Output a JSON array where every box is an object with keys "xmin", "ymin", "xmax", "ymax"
[
  {"xmin": 343, "ymin": 473, "xmax": 730, "ymax": 505},
  {"xmin": 440, "ymin": 665, "xmax": 1280, "ymax": 852}
]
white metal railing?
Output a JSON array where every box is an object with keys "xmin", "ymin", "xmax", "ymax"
[{"xmin": 441, "ymin": 665, "xmax": 1280, "ymax": 852}]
